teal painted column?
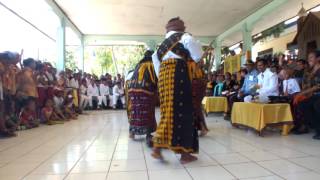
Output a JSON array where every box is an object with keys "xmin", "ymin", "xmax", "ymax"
[
  {"xmin": 242, "ymin": 23, "xmax": 253, "ymax": 65},
  {"xmin": 57, "ymin": 17, "xmax": 66, "ymax": 71},
  {"xmin": 213, "ymin": 40, "xmax": 222, "ymax": 71},
  {"xmin": 79, "ymin": 36, "xmax": 85, "ymax": 72},
  {"xmin": 145, "ymin": 40, "xmax": 158, "ymax": 51}
]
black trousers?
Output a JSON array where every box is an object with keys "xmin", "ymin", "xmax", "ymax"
[{"xmin": 299, "ymin": 95, "xmax": 320, "ymax": 133}]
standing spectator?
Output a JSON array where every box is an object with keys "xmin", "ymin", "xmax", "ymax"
[
  {"xmin": 16, "ymin": 58, "xmax": 38, "ymax": 113},
  {"xmin": 36, "ymin": 64, "xmax": 49, "ymax": 109}
]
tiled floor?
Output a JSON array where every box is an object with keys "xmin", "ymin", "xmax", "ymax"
[{"xmin": 1, "ymin": 110, "xmax": 320, "ymax": 180}]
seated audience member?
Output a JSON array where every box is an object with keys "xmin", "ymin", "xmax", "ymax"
[
  {"xmin": 294, "ymin": 59, "xmax": 306, "ymax": 86},
  {"xmin": 41, "ymin": 99, "xmax": 63, "ymax": 125},
  {"xmin": 69, "ymin": 72, "xmax": 80, "ymax": 111},
  {"xmin": 226, "ymin": 60, "xmax": 258, "ymax": 117},
  {"xmin": 19, "ymin": 99, "xmax": 39, "ymax": 129},
  {"xmin": 239, "ymin": 69, "xmax": 248, "ymax": 88},
  {"xmin": 282, "ymin": 68, "xmax": 301, "ymax": 97},
  {"xmin": 99, "ymin": 78, "xmax": 112, "ymax": 108},
  {"xmin": 112, "ymin": 81, "xmax": 125, "ymax": 109},
  {"xmin": 213, "ymin": 75, "xmax": 225, "ymax": 97},
  {"xmin": 64, "ymin": 90, "xmax": 78, "ymax": 119},
  {"xmin": 53, "ymin": 89, "xmax": 67, "ymax": 120},
  {"xmin": 87, "ymin": 80, "xmax": 102, "ymax": 109},
  {"xmin": 222, "ymin": 72, "xmax": 237, "ymax": 95},
  {"xmin": 79, "ymin": 79, "xmax": 90, "ymax": 110},
  {"xmin": 252, "ymin": 59, "xmax": 279, "ymax": 102},
  {"xmin": 292, "ymin": 50, "xmax": 320, "ymax": 138}
]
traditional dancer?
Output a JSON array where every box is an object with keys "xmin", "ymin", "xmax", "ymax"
[
  {"xmin": 127, "ymin": 50, "xmax": 157, "ymax": 147},
  {"xmin": 151, "ymin": 17, "xmax": 204, "ymax": 164},
  {"xmin": 187, "ymin": 60, "xmax": 209, "ymax": 136}
]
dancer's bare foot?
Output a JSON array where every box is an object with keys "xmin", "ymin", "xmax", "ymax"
[
  {"xmin": 200, "ymin": 129, "xmax": 209, "ymax": 137},
  {"xmin": 180, "ymin": 153, "xmax": 197, "ymax": 164},
  {"xmin": 151, "ymin": 148, "xmax": 163, "ymax": 160}
]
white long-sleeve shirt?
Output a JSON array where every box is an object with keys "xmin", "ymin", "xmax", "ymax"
[
  {"xmin": 257, "ymin": 68, "xmax": 279, "ymax": 96},
  {"xmin": 152, "ymin": 31, "xmax": 203, "ymax": 77},
  {"xmin": 113, "ymin": 85, "xmax": 124, "ymax": 96},
  {"xmin": 99, "ymin": 84, "xmax": 110, "ymax": 96},
  {"xmin": 283, "ymin": 78, "xmax": 301, "ymax": 95},
  {"xmin": 87, "ymin": 84, "xmax": 100, "ymax": 96}
]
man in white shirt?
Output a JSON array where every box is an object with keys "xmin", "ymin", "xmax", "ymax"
[
  {"xmin": 151, "ymin": 17, "xmax": 203, "ymax": 163},
  {"xmin": 87, "ymin": 80, "xmax": 102, "ymax": 108},
  {"xmin": 99, "ymin": 79, "xmax": 112, "ymax": 108},
  {"xmin": 256, "ymin": 59, "xmax": 279, "ymax": 100},
  {"xmin": 112, "ymin": 81, "xmax": 125, "ymax": 109}
]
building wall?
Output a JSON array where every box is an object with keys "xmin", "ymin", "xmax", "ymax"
[{"xmin": 252, "ymin": 31, "xmax": 297, "ymax": 60}]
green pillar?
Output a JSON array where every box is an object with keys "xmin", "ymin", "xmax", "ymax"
[
  {"xmin": 145, "ymin": 40, "xmax": 158, "ymax": 51},
  {"xmin": 242, "ymin": 23, "xmax": 253, "ymax": 65},
  {"xmin": 214, "ymin": 40, "xmax": 222, "ymax": 71},
  {"xmin": 57, "ymin": 17, "xmax": 66, "ymax": 71}
]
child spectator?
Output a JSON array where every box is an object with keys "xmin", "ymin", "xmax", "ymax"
[
  {"xmin": 19, "ymin": 99, "xmax": 39, "ymax": 129},
  {"xmin": 65, "ymin": 90, "xmax": 78, "ymax": 119},
  {"xmin": 283, "ymin": 68, "xmax": 301, "ymax": 97},
  {"xmin": 53, "ymin": 88, "xmax": 67, "ymax": 121},
  {"xmin": 41, "ymin": 99, "xmax": 63, "ymax": 125},
  {"xmin": 36, "ymin": 63, "xmax": 49, "ymax": 108}
]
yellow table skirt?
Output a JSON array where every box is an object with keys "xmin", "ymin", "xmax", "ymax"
[
  {"xmin": 231, "ymin": 102, "xmax": 293, "ymax": 135},
  {"xmin": 202, "ymin": 96, "xmax": 228, "ymax": 113}
]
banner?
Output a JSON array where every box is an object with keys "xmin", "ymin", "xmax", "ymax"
[{"xmin": 224, "ymin": 54, "xmax": 241, "ymax": 74}]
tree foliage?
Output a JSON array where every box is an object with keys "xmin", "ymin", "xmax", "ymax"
[{"xmin": 65, "ymin": 49, "xmax": 78, "ymax": 71}]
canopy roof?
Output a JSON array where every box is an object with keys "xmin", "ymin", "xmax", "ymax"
[{"xmin": 53, "ymin": 0, "xmax": 320, "ymax": 46}]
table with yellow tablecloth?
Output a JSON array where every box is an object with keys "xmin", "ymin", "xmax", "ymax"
[
  {"xmin": 231, "ymin": 102, "xmax": 293, "ymax": 136},
  {"xmin": 202, "ymin": 96, "xmax": 228, "ymax": 114}
]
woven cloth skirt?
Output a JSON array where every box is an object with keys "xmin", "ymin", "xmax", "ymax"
[{"xmin": 153, "ymin": 58, "xmax": 199, "ymax": 154}]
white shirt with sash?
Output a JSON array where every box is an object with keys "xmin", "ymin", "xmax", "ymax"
[{"xmin": 152, "ymin": 31, "xmax": 203, "ymax": 77}]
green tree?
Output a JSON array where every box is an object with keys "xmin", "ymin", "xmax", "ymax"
[
  {"xmin": 96, "ymin": 47, "xmax": 114, "ymax": 75},
  {"xmin": 65, "ymin": 49, "xmax": 78, "ymax": 71}
]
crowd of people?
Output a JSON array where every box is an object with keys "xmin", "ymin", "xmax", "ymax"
[
  {"xmin": 206, "ymin": 51, "xmax": 320, "ymax": 139},
  {"xmin": 0, "ymin": 51, "xmax": 127, "ymax": 137},
  {"xmin": 1, "ymin": 17, "xmax": 319, "ymax": 166}
]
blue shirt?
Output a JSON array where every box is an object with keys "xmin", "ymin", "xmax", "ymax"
[{"xmin": 240, "ymin": 69, "xmax": 258, "ymax": 95}]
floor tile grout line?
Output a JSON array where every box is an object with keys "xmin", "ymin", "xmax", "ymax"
[
  {"xmin": 0, "ymin": 125, "xmax": 67, "ymax": 164},
  {"xmin": 199, "ymin": 145, "xmax": 239, "ymax": 179},
  {"xmin": 0, "ymin": 123, "xmax": 83, "ymax": 176},
  {"xmin": 140, "ymin": 139, "xmax": 150, "ymax": 180},
  {"xmin": 104, "ymin": 119, "xmax": 123, "ymax": 180},
  {"xmin": 62, "ymin": 116, "xmax": 115, "ymax": 180},
  {"xmin": 21, "ymin": 117, "xmax": 100, "ymax": 179}
]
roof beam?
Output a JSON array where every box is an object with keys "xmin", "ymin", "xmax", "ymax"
[
  {"xmin": 216, "ymin": 0, "xmax": 288, "ymax": 41},
  {"xmin": 44, "ymin": 0, "xmax": 82, "ymax": 39}
]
